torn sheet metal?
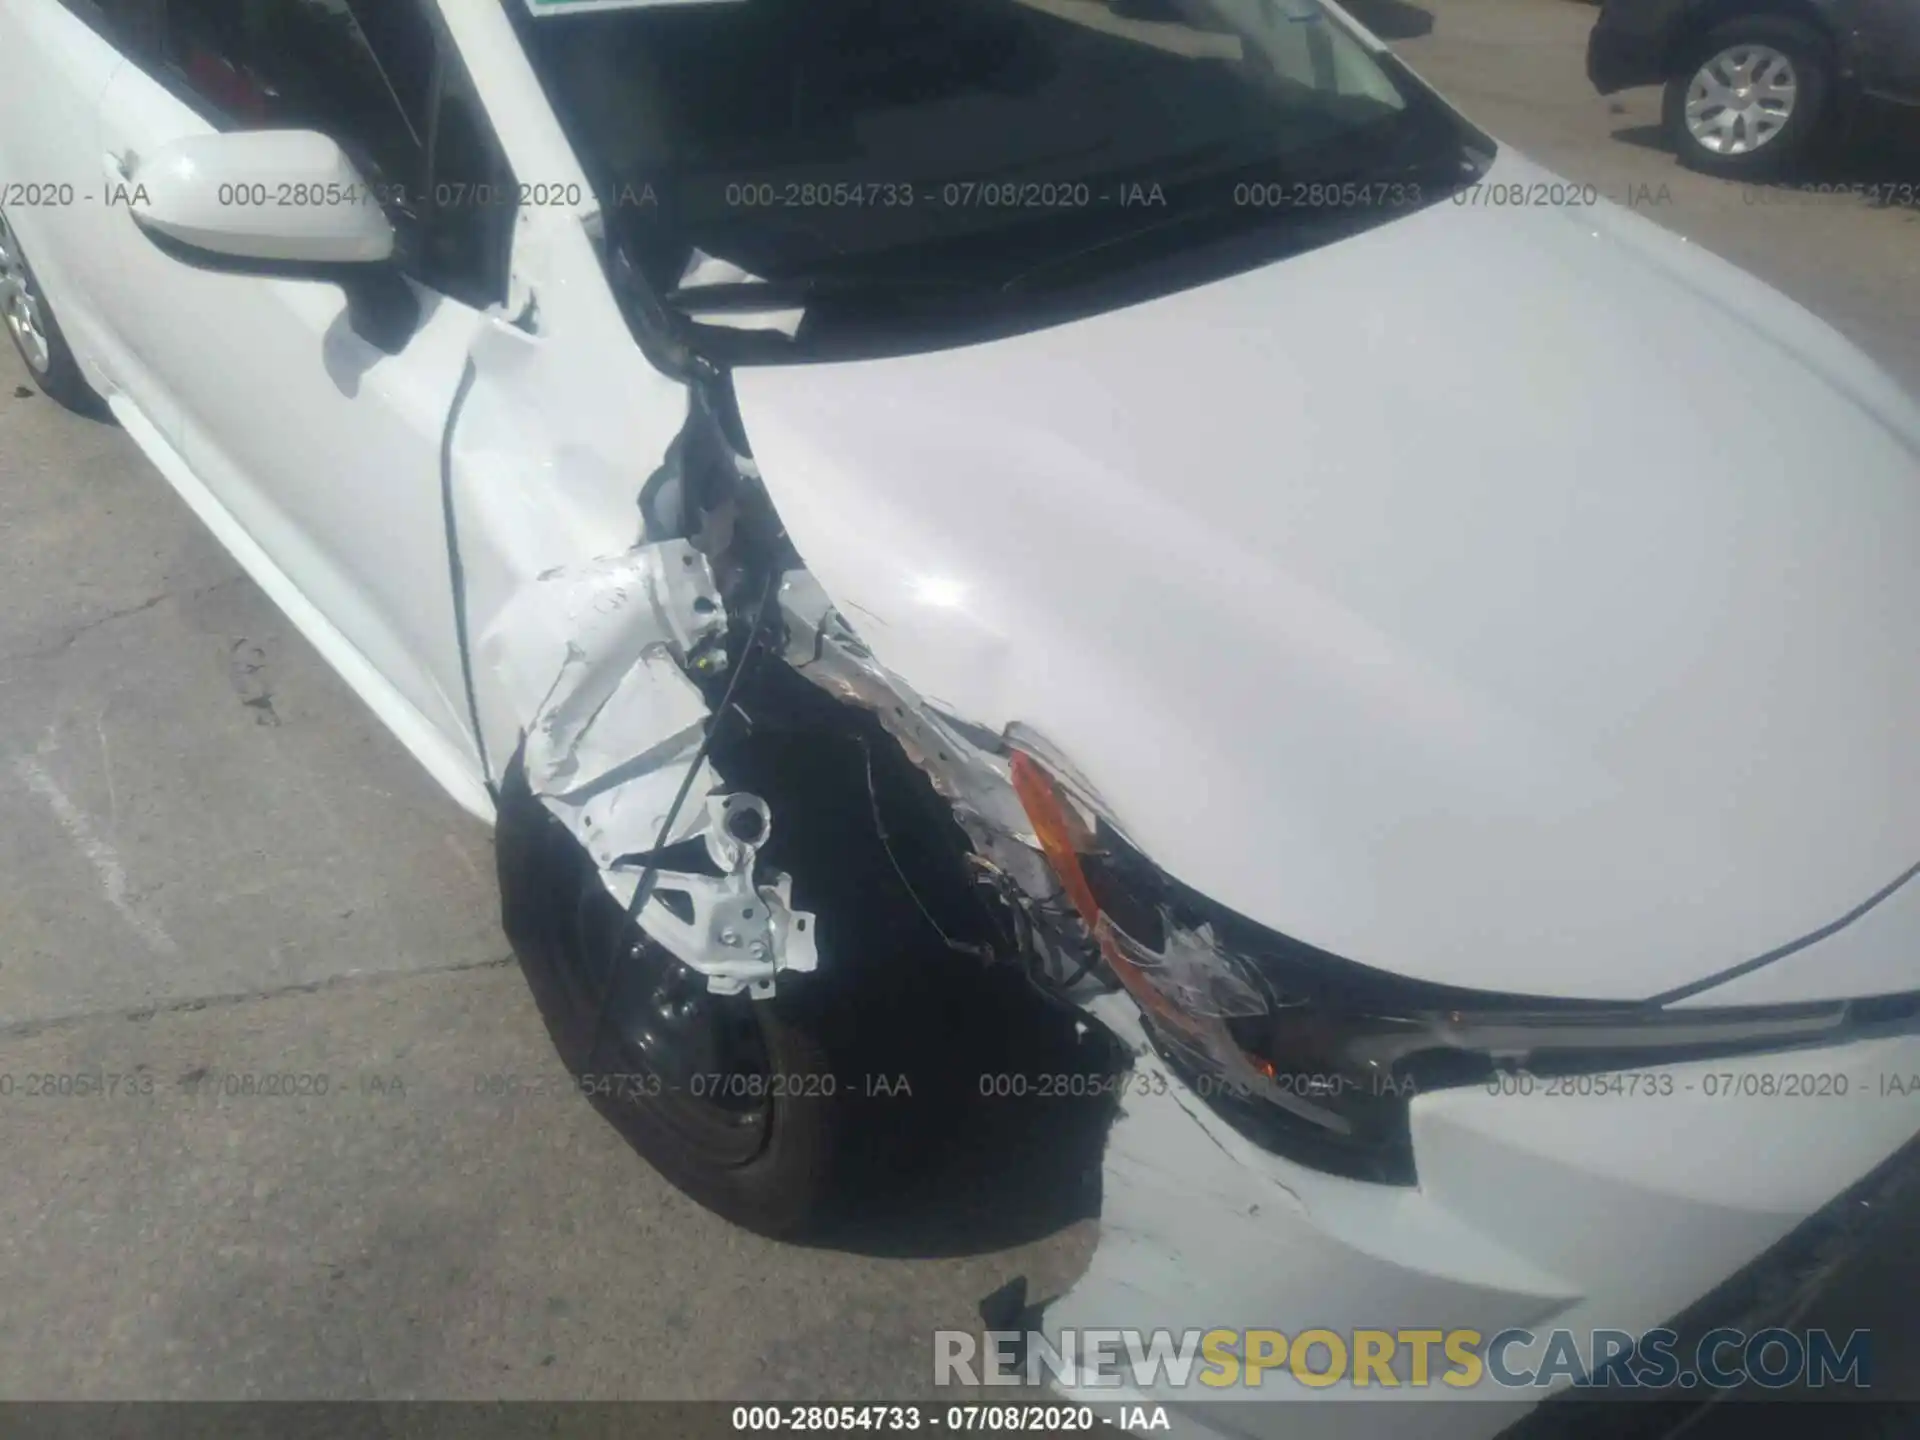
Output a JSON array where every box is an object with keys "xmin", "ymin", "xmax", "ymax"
[
  {"xmin": 778, "ymin": 571, "xmax": 1045, "ymax": 882},
  {"xmin": 675, "ymin": 250, "xmax": 807, "ymax": 338},
  {"xmin": 495, "ymin": 538, "xmax": 815, "ymax": 996},
  {"xmin": 776, "ymin": 568, "xmax": 1108, "ymax": 989},
  {"xmin": 511, "ymin": 539, "xmax": 724, "ymax": 863}
]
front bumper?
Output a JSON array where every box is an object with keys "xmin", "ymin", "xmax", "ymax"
[
  {"xmin": 1036, "ymin": 993, "xmax": 1919, "ymax": 1440},
  {"xmin": 1586, "ymin": 0, "xmax": 1686, "ymax": 94}
]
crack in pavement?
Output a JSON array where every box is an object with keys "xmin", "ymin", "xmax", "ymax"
[
  {"xmin": 0, "ymin": 952, "xmax": 516, "ymax": 1043},
  {"xmin": 0, "ymin": 574, "xmax": 249, "ymax": 668}
]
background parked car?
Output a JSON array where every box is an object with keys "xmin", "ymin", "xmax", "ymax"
[{"xmin": 1586, "ymin": 0, "xmax": 1920, "ymax": 175}]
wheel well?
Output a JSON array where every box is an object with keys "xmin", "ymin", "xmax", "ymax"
[
  {"xmin": 1663, "ymin": 0, "xmax": 1836, "ymax": 74},
  {"xmin": 708, "ymin": 657, "xmax": 1008, "ymax": 993}
]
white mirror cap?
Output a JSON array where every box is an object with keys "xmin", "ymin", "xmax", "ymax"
[{"xmin": 130, "ymin": 130, "xmax": 397, "ymax": 265}]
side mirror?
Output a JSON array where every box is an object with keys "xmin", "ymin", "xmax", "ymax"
[{"xmin": 127, "ymin": 129, "xmax": 397, "ymax": 266}]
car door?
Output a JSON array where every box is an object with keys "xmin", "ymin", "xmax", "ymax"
[
  {"xmin": 0, "ymin": 0, "xmax": 155, "ymax": 390},
  {"xmin": 89, "ymin": 0, "xmax": 518, "ymax": 814}
]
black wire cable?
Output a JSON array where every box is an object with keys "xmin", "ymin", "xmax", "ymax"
[
  {"xmin": 855, "ymin": 736, "xmax": 995, "ymax": 964},
  {"xmin": 583, "ymin": 570, "xmax": 783, "ymax": 1073},
  {"xmin": 439, "ymin": 356, "xmax": 494, "ymax": 798}
]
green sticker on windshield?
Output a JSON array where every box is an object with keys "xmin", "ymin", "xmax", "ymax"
[{"xmin": 524, "ymin": 0, "xmax": 745, "ymax": 14}]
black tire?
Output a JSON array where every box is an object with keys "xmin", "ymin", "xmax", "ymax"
[
  {"xmin": 495, "ymin": 751, "xmax": 842, "ymax": 1239},
  {"xmin": 0, "ymin": 207, "xmax": 103, "ymax": 415},
  {"xmin": 1663, "ymin": 17, "xmax": 1833, "ymax": 179}
]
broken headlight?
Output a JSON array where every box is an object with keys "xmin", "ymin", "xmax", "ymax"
[{"xmin": 1010, "ymin": 750, "xmax": 1866, "ymax": 1185}]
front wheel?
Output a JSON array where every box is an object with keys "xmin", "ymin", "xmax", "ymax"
[
  {"xmin": 1663, "ymin": 18, "xmax": 1833, "ymax": 178},
  {"xmin": 495, "ymin": 753, "xmax": 841, "ymax": 1238},
  {"xmin": 0, "ymin": 207, "xmax": 102, "ymax": 414}
]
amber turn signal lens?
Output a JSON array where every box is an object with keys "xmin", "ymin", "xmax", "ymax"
[
  {"xmin": 1009, "ymin": 749, "xmax": 1102, "ymax": 926},
  {"xmin": 1010, "ymin": 751, "xmax": 1206, "ymax": 1033}
]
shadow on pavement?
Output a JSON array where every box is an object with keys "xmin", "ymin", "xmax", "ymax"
[
  {"xmin": 1607, "ymin": 122, "xmax": 1670, "ymax": 153},
  {"xmin": 1813, "ymin": 111, "xmax": 1920, "ymax": 203},
  {"xmin": 1607, "ymin": 95, "xmax": 1920, "ymax": 205}
]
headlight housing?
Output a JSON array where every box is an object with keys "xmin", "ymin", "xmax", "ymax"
[{"xmin": 1010, "ymin": 750, "xmax": 1892, "ymax": 1184}]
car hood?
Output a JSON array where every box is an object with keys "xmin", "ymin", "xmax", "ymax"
[{"xmin": 731, "ymin": 151, "xmax": 1920, "ymax": 1002}]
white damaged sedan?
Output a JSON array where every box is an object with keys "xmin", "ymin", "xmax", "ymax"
[{"xmin": 2, "ymin": 0, "xmax": 1915, "ymax": 1430}]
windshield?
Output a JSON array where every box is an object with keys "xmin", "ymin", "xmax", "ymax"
[{"xmin": 510, "ymin": 0, "xmax": 1492, "ymax": 360}]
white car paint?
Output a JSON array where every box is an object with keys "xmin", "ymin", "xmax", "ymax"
[
  {"xmin": 128, "ymin": 130, "xmax": 398, "ymax": 263},
  {"xmin": 733, "ymin": 147, "xmax": 1920, "ymax": 1004},
  {"xmin": 0, "ymin": 0, "xmax": 131, "ymax": 400},
  {"xmin": 2, "ymin": 0, "xmax": 1915, "ymax": 1430},
  {"xmin": 90, "ymin": 50, "xmax": 497, "ymax": 807},
  {"xmin": 1047, "ymin": 988, "xmax": 1920, "ymax": 1428},
  {"xmin": 1674, "ymin": 860, "xmax": 1920, "ymax": 1006}
]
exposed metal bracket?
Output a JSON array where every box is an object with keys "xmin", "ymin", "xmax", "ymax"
[
  {"xmin": 511, "ymin": 540, "xmax": 816, "ymax": 997},
  {"xmin": 601, "ymin": 791, "xmax": 819, "ymax": 998}
]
